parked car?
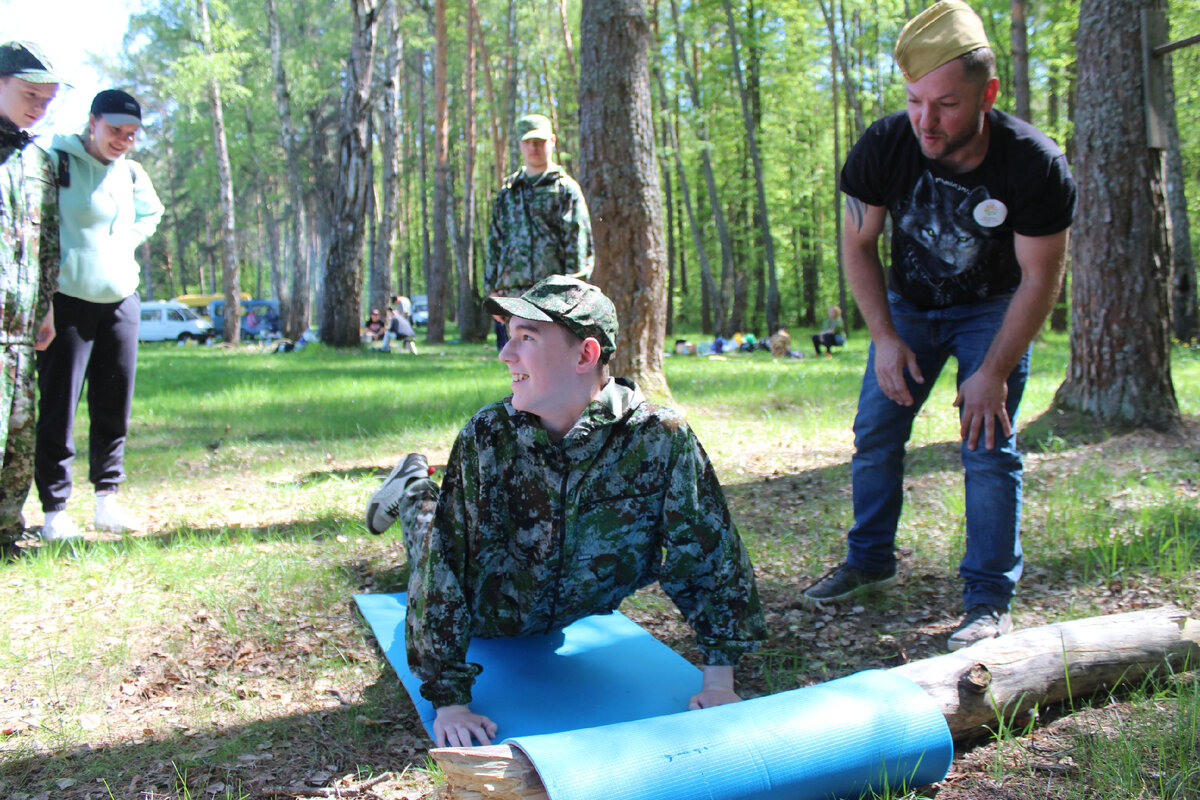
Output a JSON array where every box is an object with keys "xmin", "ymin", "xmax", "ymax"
[
  {"xmin": 139, "ymin": 300, "xmax": 213, "ymax": 344},
  {"xmin": 411, "ymin": 294, "xmax": 428, "ymax": 327},
  {"xmin": 209, "ymin": 299, "xmax": 281, "ymax": 340}
]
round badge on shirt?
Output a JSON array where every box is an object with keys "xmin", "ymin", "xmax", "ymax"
[{"xmin": 973, "ymin": 198, "xmax": 1008, "ymax": 227}]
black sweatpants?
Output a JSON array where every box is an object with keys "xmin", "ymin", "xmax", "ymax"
[{"xmin": 35, "ymin": 293, "xmax": 140, "ymax": 512}]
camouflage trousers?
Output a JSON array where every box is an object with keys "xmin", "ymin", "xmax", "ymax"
[
  {"xmin": 0, "ymin": 344, "xmax": 37, "ymax": 544},
  {"xmin": 396, "ymin": 477, "xmax": 439, "ymax": 576}
]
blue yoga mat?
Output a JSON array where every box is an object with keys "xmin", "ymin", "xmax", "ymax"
[
  {"xmin": 354, "ymin": 592, "xmax": 703, "ymax": 740},
  {"xmin": 509, "ymin": 669, "xmax": 953, "ymax": 800}
]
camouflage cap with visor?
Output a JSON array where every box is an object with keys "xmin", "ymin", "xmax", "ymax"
[
  {"xmin": 516, "ymin": 113, "xmax": 554, "ymax": 141},
  {"xmin": 485, "ymin": 275, "xmax": 618, "ymax": 358},
  {"xmin": 0, "ymin": 41, "xmax": 66, "ymax": 84}
]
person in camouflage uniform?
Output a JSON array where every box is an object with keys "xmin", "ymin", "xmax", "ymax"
[
  {"xmin": 0, "ymin": 42, "xmax": 62, "ymax": 559},
  {"xmin": 366, "ymin": 275, "xmax": 765, "ymax": 748},
  {"xmin": 485, "ymin": 113, "xmax": 593, "ymax": 350}
]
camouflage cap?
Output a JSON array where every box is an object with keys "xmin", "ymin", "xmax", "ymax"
[
  {"xmin": 516, "ymin": 113, "xmax": 554, "ymax": 141},
  {"xmin": 0, "ymin": 41, "xmax": 66, "ymax": 84},
  {"xmin": 485, "ymin": 275, "xmax": 618, "ymax": 357},
  {"xmin": 894, "ymin": 0, "xmax": 989, "ymax": 82}
]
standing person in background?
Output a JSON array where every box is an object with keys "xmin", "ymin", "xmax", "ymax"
[
  {"xmin": 36, "ymin": 89, "xmax": 164, "ymax": 541},
  {"xmin": 484, "ymin": 113, "xmax": 593, "ymax": 351},
  {"xmin": 0, "ymin": 42, "xmax": 62, "ymax": 558},
  {"xmin": 800, "ymin": 0, "xmax": 1074, "ymax": 649},
  {"xmin": 812, "ymin": 306, "xmax": 845, "ymax": 356}
]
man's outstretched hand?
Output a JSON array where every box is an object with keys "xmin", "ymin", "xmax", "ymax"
[
  {"xmin": 433, "ymin": 704, "xmax": 498, "ymax": 747},
  {"xmin": 688, "ymin": 665, "xmax": 742, "ymax": 710}
]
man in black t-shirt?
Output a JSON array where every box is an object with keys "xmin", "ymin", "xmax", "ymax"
[{"xmin": 801, "ymin": 0, "xmax": 1075, "ymax": 651}]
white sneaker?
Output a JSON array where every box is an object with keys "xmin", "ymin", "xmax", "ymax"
[
  {"xmin": 94, "ymin": 494, "xmax": 142, "ymax": 533},
  {"xmin": 41, "ymin": 511, "xmax": 82, "ymax": 541}
]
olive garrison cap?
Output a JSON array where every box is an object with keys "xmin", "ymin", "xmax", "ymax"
[
  {"xmin": 485, "ymin": 275, "xmax": 618, "ymax": 358},
  {"xmin": 894, "ymin": 0, "xmax": 990, "ymax": 82}
]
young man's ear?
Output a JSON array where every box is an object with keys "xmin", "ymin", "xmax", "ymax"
[{"xmin": 576, "ymin": 337, "xmax": 602, "ymax": 373}]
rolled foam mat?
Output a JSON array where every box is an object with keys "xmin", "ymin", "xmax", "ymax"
[
  {"xmin": 508, "ymin": 669, "xmax": 953, "ymax": 800},
  {"xmin": 354, "ymin": 593, "xmax": 702, "ymax": 739}
]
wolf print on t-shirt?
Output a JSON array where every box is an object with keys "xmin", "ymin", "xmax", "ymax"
[{"xmin": 896, "ymin": 171, "xmax": 1004, "ymax": 307}]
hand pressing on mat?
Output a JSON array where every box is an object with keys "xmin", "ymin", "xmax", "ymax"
[
  {"xmin": 689, "ymin": 665, "xmax": 742, "ymax": 709},
  {"xmin": 434, "ymin": 704, "xmax": 499, "ymax": 747}
]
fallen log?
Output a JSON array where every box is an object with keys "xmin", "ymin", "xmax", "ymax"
[
  {"xmin": 891, "ymin": 605, "xmax": 1200, "ymax": 738},
  {"xmin": 429, "ymin": 605, "xmax": 1200, "ymax": 799}
]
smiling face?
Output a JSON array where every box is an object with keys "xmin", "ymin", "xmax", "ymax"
[
  {"xmin": 0, "ymin": 76, "xmax": 57, "ymax": 130},
  {"xmin": 85, "ymin": 115, "xmax": 139, "ymax": 163},
  {"xmin": 905, "ymin": 58, "xmax": 997, "ymax": 173}
]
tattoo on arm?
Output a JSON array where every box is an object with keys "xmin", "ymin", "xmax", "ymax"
[{"xmin": 845, "ymin": 196, "xmax": 867, "ymax": 232}]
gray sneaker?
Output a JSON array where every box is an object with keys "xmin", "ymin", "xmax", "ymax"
[
  {"xmin": 947, "ymin": 605, "xmax": 1013, "ymax": 651},
  {"xmin": 800, "ymin": 562, "xmax": 898, "ymax": 608},
  {"xmin": 365, "ymin": 453, "xmax": 431, "ymax": 535}
]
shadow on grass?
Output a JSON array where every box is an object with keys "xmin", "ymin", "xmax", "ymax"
[{"xmin": 0, "ymin": 673, "xmax": 432, "ymax": 799}]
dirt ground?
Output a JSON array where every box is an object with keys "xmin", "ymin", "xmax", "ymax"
[{"xmin": 2, "ymin": 421, "xmax": 1197, "ymax": 800}]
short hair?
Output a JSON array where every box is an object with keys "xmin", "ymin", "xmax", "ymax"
[{"xmin": 959, "ymin": 46, "xmax": 996, "ymax": 89}]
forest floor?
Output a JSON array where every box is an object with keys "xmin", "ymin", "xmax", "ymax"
[{"xmin": 1, "ymin": 339, "xmax": 1197, "ymax": 800}]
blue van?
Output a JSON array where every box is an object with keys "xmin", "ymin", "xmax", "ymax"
[{"xmin": 209, "ymin": 299, "xmax": 281, "ymax": 340}]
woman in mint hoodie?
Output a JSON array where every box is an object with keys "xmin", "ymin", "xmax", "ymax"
[{"xmin": 36, "ymin": 89, "xmax": 163, "ymax": 540}]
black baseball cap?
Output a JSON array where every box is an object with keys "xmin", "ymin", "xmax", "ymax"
[{"xmin": 90, "ymin": 89, "xmax": 142, "ymax": 127}]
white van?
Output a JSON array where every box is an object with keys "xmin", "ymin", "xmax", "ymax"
[{"xmin": 139, "ymin": 300, "xmax": 214, "ymax": 344}]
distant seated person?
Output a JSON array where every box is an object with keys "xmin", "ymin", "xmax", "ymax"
[
  {"xmin": 381, "ymin": 306, "xmax": 418, "ymax": 354},
  {"xmin": 363, "ymin": 308, "xmax": 386, "ymax": 342},
  {"xmin": 364, "ymin": 276, "xmax": 766, "ymax": 748},
  {"xmin": 770, "ymin": 327, "xmax": 792, "ymax": 358},
  {"xmin": 245, "ymin": 308, "xmax": 259, "ymax": 333},
  {"xmin": 812, "ymin": 305, "xmax": 845, "ymax": 356},
  {"xmin": 263, "ymin": 308, "xmax": 281, "ymax": 336}
]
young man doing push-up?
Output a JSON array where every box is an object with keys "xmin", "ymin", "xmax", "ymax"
[{"xmin": 366, "ymin": 275, "xmax": 766, "ymax": 747}]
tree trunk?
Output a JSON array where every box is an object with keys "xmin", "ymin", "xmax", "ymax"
[
  {"xmin": 1163, "ymin": 47, "xmax": 1197, "ymax": 343},
  {"xmin": 266, "ymin": 0, "xmax": 304, "ymax": 338},
  {"xmin": 427, "ymin": 0, "xmax": 450, "ymax": 343},
  {"xmin": 653, "ymin": 69, "xmax": 716, "ymax": 339},
  {"xmin": 668, "ymin": 0, "xmax": 733, "ymax": 335},
  {"xmin": 429, "ymin": 606, "xmax": 1199, "ymax": 798},
  {"xmin": 198, "ymin": 0, "xmax": 241, "ymax": 343},
  {"xmin": 373, "ymin": 0, "xmax": 403, "ymax": 316},
  {"xmin": 579, "ymin": 0, "xmax": 670, "ymax": 400},
  {"xmin": 721, "ymin": 0, "xmax": 778, "ymax": 335},
  {"xmin": 467, "ymin": 0, "xmax": 506, "ymax": 185},
  {"xmin": 456, "ymin": 6, "xmax": 486, "ymax": 343},
  {"xmin": 1053, "ymin": 0, "xmax": 1180, "ymax": 431},
  {"xmin": 818, "ymin": 0, "xmax": 866, "ymax": 140},
  {"xmin": 415, "ymin": 51, "xmax": 432, "ymax": 295},
  {"xmin": 1010, "ymin": 0, "xmax": 1031, "ymax": 121},
  {"xmin": 320, "ymin": 0, "xmax": 382, "ymax": 347}
]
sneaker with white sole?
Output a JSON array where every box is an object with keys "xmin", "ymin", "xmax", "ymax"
[
  {"xmin": 94, "ymin": 494, "xmax": 142, "ymax": 533},
  {"xmin": 947, "ymin": 605, "xmax": 1013, "ymax": 651},
  {"xmin": 41, "ymin": 511, "xmax": 83, "ymax": 541},
  {"xmin": 365, "ymin": 453, "xmax": 432, "ymax": 535}
]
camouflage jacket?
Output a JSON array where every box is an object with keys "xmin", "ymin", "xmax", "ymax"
[
  {"xmin": 407, "ymin": 378, "xmax": 766, "ymax": 708},
  {"xmin": 484, "ymin": 165, "xmax": 594, "ymax": 296},
  {"xmin": 0, "ymin": 120, "xmax": 59, "ymax": 345}
]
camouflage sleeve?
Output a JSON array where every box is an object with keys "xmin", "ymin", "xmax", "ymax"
[
  {"xmin": 560, "ymin": 178, "xmax": 594, "ymax": 281},
  {"xmin": 484, "ymin": 189, "xmax": 504, "ymax": 295},
  {"xmin": 36, "ymin": 151, "xmax": 60, "ymax": 318},
  {"xmin": 406, "ymin": 425, "xmax": 483, "ymax": 708},
  {"xmin": 658, "ymin": 424, "xmax": 766, "ymax": 666}
]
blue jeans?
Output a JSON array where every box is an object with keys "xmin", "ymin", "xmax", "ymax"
[{"xmin": 847, "ymin": 293, "xmax": 1028, "ymax": 611}]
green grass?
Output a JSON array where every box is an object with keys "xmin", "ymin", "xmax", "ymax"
[{"xmin": 1, "ymin": 331, "xmax": 1197, "ymax": 799}]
